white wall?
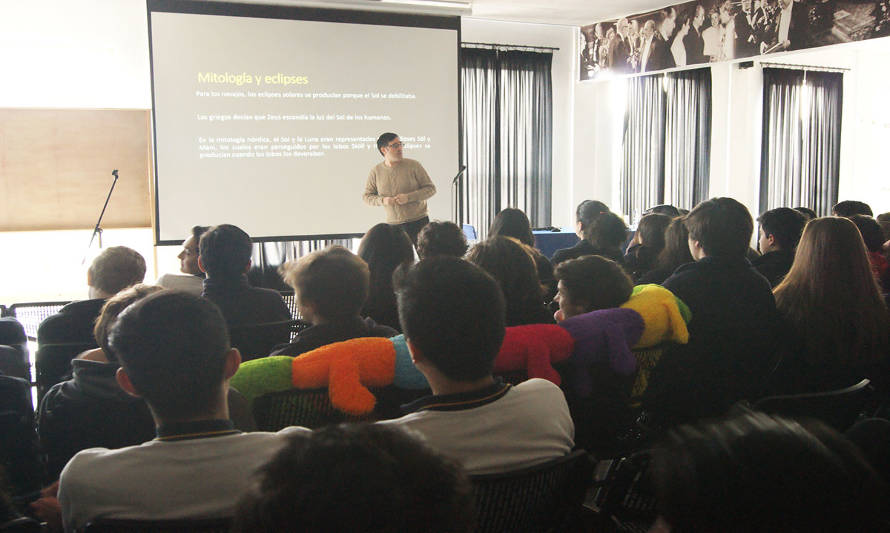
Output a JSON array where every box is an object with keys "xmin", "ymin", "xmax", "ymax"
[
  {"xmin": 574, "ymin": 37, "xmax": 890, "ymax": 221},
  {"xmin": 461, "ymin": 18, "xmax": 576, "ymax": 227}
]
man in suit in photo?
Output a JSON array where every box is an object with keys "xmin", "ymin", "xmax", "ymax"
[
  {"xmin": 684, "ymin": 5, "xmax": 707, "ymax": 65},
  {"xmin": 644, "ymin": 8, "xmax": 677, "ymax": 72}
]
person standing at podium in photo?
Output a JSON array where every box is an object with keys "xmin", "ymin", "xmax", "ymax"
[{"xmin": 363, "ymin": 132, "xmax": 436, "ymax": 245}]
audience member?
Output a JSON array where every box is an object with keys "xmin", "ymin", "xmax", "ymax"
[
  {"xmin": 878, "ymin": 212, "xmax": 890, "ymax": 244},
  {"xmin": 568, "ymin": 211, "xmax": 628, "ymax": 267},
  {"xmin": 752, "ymin": 207, "xmax": 807, "ymax": 287},
  {"xmin": 553, "ymin": 255, "xmax": 633, "ymax": 322},
  {"xmin": 488, "ymin": 208, "xmax": 556, "ymax": 301},
  {"xmin": 770, "ymin": 217, "xmax": 890, "ymax": 394},
  {"xmin": 38, "ymin": 284, "xmax": 161, "ymax": 481},
  {"xmin": 272, "ymin": 246, "xmax": 397, "ymax": 357},
  {"xmin": 466, "ymin": 236, "xmax": 553, "ymax": 326},
  {"xmin": 794, "ymin": 206, "xmax": 817, "ymax": 220},
  {"xmin": 58, "ymin": 291, "xmax": 308, "ymax": 531},
  {"xmin": 381, "ymin": 257, "xmax": 574, "ymax": 474},
  {"xmin": 643, "ymin": 204, "xmax": 681, "ymax": 217},
  {"xmin": 415, "ymin": 220, "xmax": 468, "ymax": 260},
  {"xmin": 625, "ymin": 213, "xmax": 672, "ymax": 281},
  {"xmin": 832, "ymin": 199, "xmax": 873, "ymax": 217},
  {"xmin": 637, "ymin": 216, "xmax": 694, "ymax": 285},
  {"xmin": 643, "ymin": 198, "xmax": 779, "ymax": 424},
  {"xmin": 358, "ymin": 223, "xmax": 415, "ymax": 332},
  {"xmin": 652, "ymin": 413, "xmax": 888, "ymax": 532},
  {"xmin": 551, "ymin": 200, "xmax": 609, "ymax": 265},
  {"xmin": 38, "ymin": 246, "xmax": 146, "ymax": 350},
  {"xmin": 199, "ymin": 224, "xmax": 290, "ymax": 359},
  {"xmin": 849, "ymin": 214, "xmax": 890, "ymax": 289},
  {"xmin": 232, "ymin": 424, "xmax": 475, "ymax": 533},
  {"xmin": 157, "ymin": 225, "xmax": 209, "ymax": 295}
]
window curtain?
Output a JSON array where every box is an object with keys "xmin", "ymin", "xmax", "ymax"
[
  {"xmin": 761, "ymin": 68, "xmax": 842, "ymax": 216},
  {"xmin": 621, "ymin": 68, "xmax": 712, "ymax": 223},
  {"xmin": 461, "ymin": 47, "xmax": 553, "ymax": 238},
  {"xmin": 664, "ymin": 68, "xmax": 711, "ymax": 210},
  {"xmin": 621, "ymin": 75, "xmax": 666, "ymax": 224}
]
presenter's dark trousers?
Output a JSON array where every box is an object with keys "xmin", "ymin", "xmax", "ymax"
[{"xmin": 395, "ymin": 216, "xmax": 429, "ymax": 246}]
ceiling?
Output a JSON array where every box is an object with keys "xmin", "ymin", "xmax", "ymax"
[{"xmin": 467, "ymin": 0, "xmax": 675, "ymax": 27}]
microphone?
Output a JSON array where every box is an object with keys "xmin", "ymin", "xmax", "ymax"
[
  {"xmin": 112, "ymin": 169, "xmax": 119, "ymax": 178},
  {"xmin": 451, "ymin": 165, "xmax": 468, "ymax": 185}
]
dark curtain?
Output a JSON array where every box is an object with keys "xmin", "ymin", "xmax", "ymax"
[
  {"xmin": 621, "ymin": 74, "xmax": 666, "ymax": 223},
  {"xmin": 461, "ymin": 47, "xmax": 553, "ymax": 238},
  {"xmin": 761, "ymin": 68, "xmax": 842, "ymax": 216},
  {"xmin": 665, "ymin": 68, "xmax": 711, "ymax": 210}
]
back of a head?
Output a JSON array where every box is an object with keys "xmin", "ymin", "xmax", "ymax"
[
  {"xmin": 645, "ymin": 204, "xmax": 681, "ymax": 218},
  {"xmin": 684, "ymin": 198, "xmax": 753, "ymax": 259},
  {"xmin": 199, "ymin": 224, "xmax": 252, "ymax": 279},
  {"xmin": 232, "ymin": 424, "xmax": 475, "ymax": 533},
  {"xmin": 653, "ymin": 413, "xmax": 887, "ymax": 532},
  {"xmin": 794, "ymin": 206, "xmax": 818, "ymax": 221},
  {"xmin": 466, "ymin": 236, "xmax": 543, "ymax": 322},
  {"xmin": 832, "ymin": 200, "xmax": 873, "ymax": 218},
  {"xmin": 758, "ymin": 207, "xmax": 807, "ymax": 251},
  {"xmin": 555, "ymin": 255, "xmax": 633, "ymax": 313},
  {"xmin": 280, "ymin": 246, "xmax": 369, "ymax": 321},
  {"xmin": 488, "ymin": 208, "xmax": 534, "ymax": 246},
  {"xmin": 775, "ymin": 217, "xmax": 888, "ymax": 363},
  {"xmin": 583, "ymin": 211, "xmax": 628, "ymax": 251},
  {"xmin": 655, "ymin": 216, "xmax": 695, "ymax": 271},
  {"xmin": 637, "ymin": 213, "xmax": 672, "ymax": 251},
  {"xmin": 93, "ymin": 283, "xmax": 164, "ymax": 361},
  {"xmin": 109, "ymin": 291, "xmax": 231, "ymax": 420},
  {"xmin": 416, "ymin": 221, "xmax": 468, "ymax": 260},
  {"xmin": 576, "ymin": 200, "xmax": 610, "ymax": 230},
  {"xmin": 395, "ymin": 257, "xmax": 505, "ymax": 382},
  {"xmin": 358, "ymin": 223, "xmax": 415, "ymax": 281},
  {"xmin": 849, "ymin": 214, "xmax": 885, "ymax": 253},
  {"xmin": 88, "ymin": 246, "xmax": 147, "ymax": 295}
]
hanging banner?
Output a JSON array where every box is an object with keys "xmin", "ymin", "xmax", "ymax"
[{"xmin": 580, "ymin": 0, "xmax": 889, "ymax": 80}]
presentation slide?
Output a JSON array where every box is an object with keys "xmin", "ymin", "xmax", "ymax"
[{"xmin": 148, "ymin": 3, "xmax": 460, "ymax": 243}]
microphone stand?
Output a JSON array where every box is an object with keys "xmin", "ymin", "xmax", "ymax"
[
  {"xmin": 451, "ymin": 166, "xmax": 468, "ymax": 224},
  {"xmin": 82, "ymin": 170, "xmax": 119, "ymax": 265}
]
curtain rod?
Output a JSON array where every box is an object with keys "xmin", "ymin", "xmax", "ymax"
[
  {"xmin": 760, "ymin": 62, "xmax": 850, "ymax": 72},
  {"xmin": 461, "ymin": 42, "xmax": 559, "ymax": 52}
]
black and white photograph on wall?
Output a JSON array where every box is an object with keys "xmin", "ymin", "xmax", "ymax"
[{"xmin": 580, "ymin": 0, "xmax": 890, "ymax": 80}]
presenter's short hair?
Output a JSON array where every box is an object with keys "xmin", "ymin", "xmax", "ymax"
[
  {"xmin": 280, "ymin": 246, "xmax": 369, "ymax": 321},
  {"xmin": 395, "ymin": 257, "xmax": 505, "ymax": 382},
  {"xmin": 377, "ymin": 132, "xmax": 399, "ymax": 156},
  {"xmin": 109, "ymin": 291, "xmax": 231, "ymax": 420},
  {"xmin": 199, "ymin": 224, "xmax": 252, "ymax": 278},
  {"xmin": 88, "ymin": 246, "xmax": 147, "ymax": 295},
  {"xmin": 684, "ymin": 198, "xmax": 753, "ymax": 259}
]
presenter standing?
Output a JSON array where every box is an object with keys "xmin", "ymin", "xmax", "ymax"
[{"xmin": 363, "ymin": 132, "xmax": 436, "ymax": 244}]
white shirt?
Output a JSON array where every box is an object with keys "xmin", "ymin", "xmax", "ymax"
[
  {"xmin": 59, "ymin": 427, "xmax": 309, "ymax": 531},
  {"xmin": 702, "ymin": 26, "xmax": 720, "ymax": 58},
  {"xmin": 640, "ymin": 35, "xmax": 655, "ymax": 71},
  {"xmin": 778, "ymin": 4, "xmax": 793, "ymax": 44},
  {"xmin": 671, "ymin": 34, "xmax": 687, "ymax": 66},
  {"xmin": 380, "ymin": 379, "xmax": 574, "ymax": 475}
]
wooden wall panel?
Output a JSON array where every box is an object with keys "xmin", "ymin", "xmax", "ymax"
[{"xmin": 0, "ymin": 108, "xmax": 151, "ymax": 231}]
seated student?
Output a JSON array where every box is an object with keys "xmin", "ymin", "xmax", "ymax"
[
  {"xmin": 752, "ymin": 207, "xmax": 807, "ymax": 287},
  {"xmin": 554, "ymin": 211, "xmax": 628, "ymax": 268},
  {"xmin": 624, "ymin": 213, "xmax": 672, "ymax": 281},
  {"xmin": 38, "ymin": 246, "xmax": 146, "ymax": 351},
  {"xmin": 199, "ymin": 224, "xmax": 291, "ymax": 358},
  {"xmin": 795, "ymin": 206, "xmax": 817, "ymax": 221},
  {"xmin": 415, "ymin": 220, "xmax": 468, "ymax": 260},
  {"xmin": 271, "ymin": 246, "xmax": 397, "ymax": 357},
  {"xmin": 551, "ymin": 200, "xmax": 609, "ymax": 265},
  {"xmin": 488, "ymin": 208, "xmax": 557, "ymax": 301},
  {"xmin": 849, "ymin": 214, "xmax": 890, "ymax": 290},
  {"xmin": 651, "ymin": 413, "xmax": 888, "ymax": 532},
  {"xmin": 832, "ymin": 199, "xmax": 873, "ymax": 217},
  {"xmin": 467, "ymin": 236, "xmax": 554, "ymax": 326},
  {"xmin": 380, "ymin": 257, "xmax": 574, "ymax": 475},
  {"xmin": 232, "ymin": 424, "xmax": 475, "ymax": 533},
  {"xmin": 38, "ymin": 284, "xmax": 161, "ymax": 481},
  {"xmin": 358, "ymin": 223, "xmax": 415, "ymax": 332},
  {"xmin": 553, "ymin": 255, "xmax": 633, "ymax": 322},
  {"xmin": 637, "ymin": 217, "xmax": 694, "ymax": 285},
  {"xmin": 770, "ymin": 217, "xmax": 890, "ymax": 395},
  {"xmin": 157, "ymin": 225, "xmax": 209, "ymax": 295},
  {"xmin": 57, "ymin": 291, "xmax": 308, "ymax": 531},
  {"xmin": 643, "ymin": 198, "xmax": 779, "ymax": 425}
]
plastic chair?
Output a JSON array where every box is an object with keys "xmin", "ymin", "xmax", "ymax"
[
  {"xmin": 7, "ymin": 302, "xmax": 69, "ymax": 341},
  {"xmin": 588, "ymin": 451, "xmax": 658, "ymax": 532},
  {"xmin": 0, "ymin": 517, "xmax": 41, "ymax": 533},
  {"xmin": 470, "ymin": 450, "xmax": 594, "ymax": 533},
  {"xmin": 82, "ymin": 517, "xmax": 232, "ymax": 532},
  {"xmin": 35, "ymin": 341, "xmax": 98, "ymax": 400},
  {"xmin": 228, "ymin": 319, "xmax": 304, "ymax": 361},
  {"xmin": 752, "ymin": 378, "xmax": 872, "ymax": 432}
]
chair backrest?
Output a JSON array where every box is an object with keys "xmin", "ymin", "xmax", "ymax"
[
  {"xmin": 589, "ymin": 451, "xmax": 658, "ymax": 530},
  {"xmin": 227, "ymin": 319, "xmax": 301, "ymax": 360},
  {"xmin": 0, "ymin": 346, "xmax": 29, "ymax": 381},
  {"xmin": 470, "ymin": 450, "xmax": 593, "ymax": 533},
  {"xmin": 35, "ymin": 342, "xmax": 97, "ymax": 400},
  {"xmin": 0, "ymin": 517, "xmax": 41, "ymax": 533},
  {"xmin": 82, "ymin": 518, "xmax": 232, "ymax": 533},
  {"xmin": 753, "ymin": 378, "xmax": 872, "ymax": 432},
  {"xmin": 8, "ymin": 302, "xmax": 70, "ymax": 341},
  {"xmin": 0, "ymin": 376, "xmax": 43, "ymax": 501}
]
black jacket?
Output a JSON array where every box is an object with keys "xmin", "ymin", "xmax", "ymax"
[
  {"xmin": 551, "ymin": 240, "xmax": 625, "ymax": 268},
  {"xmin": 272, "ymin": 317, "xmax": 398, "ymax": 357},
  {"xmin": 751, "ymin": 249, "xmax": 794, "ymax": 288}
]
